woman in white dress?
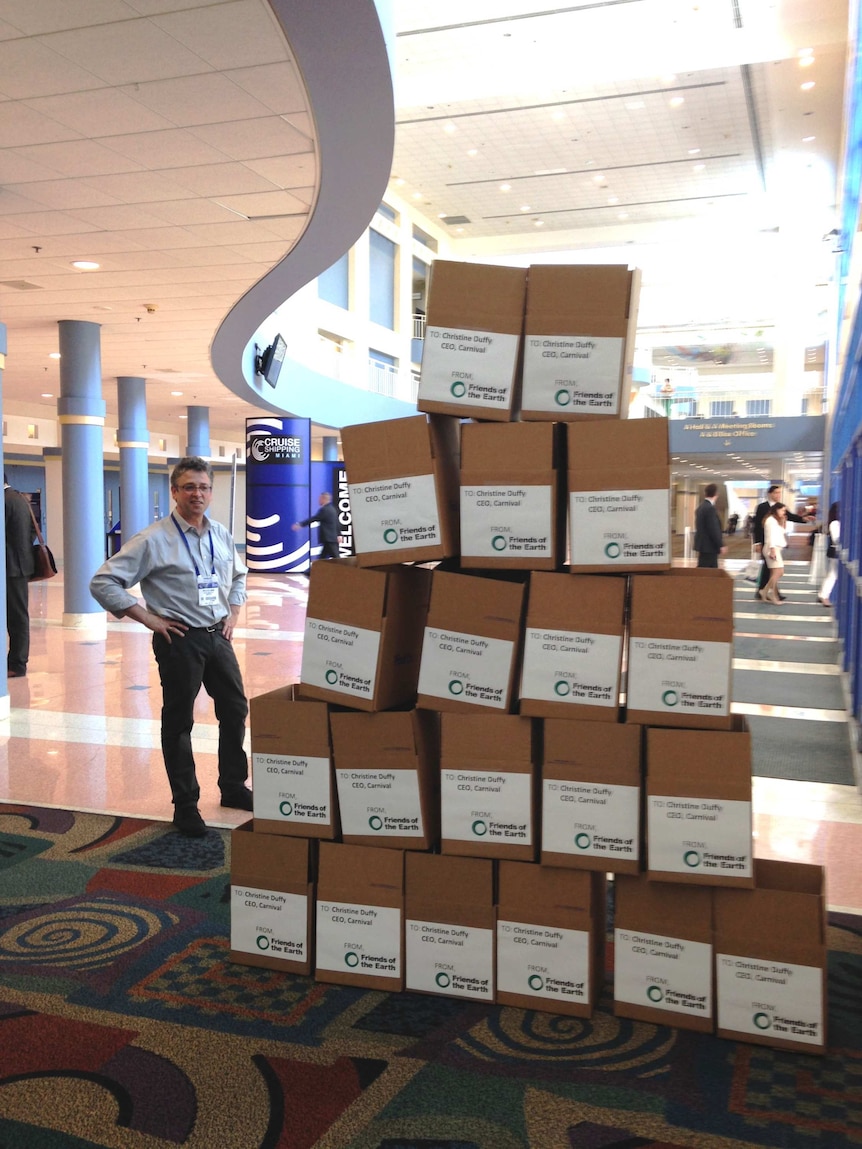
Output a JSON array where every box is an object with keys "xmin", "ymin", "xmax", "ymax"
[
  {"xmin": 760, "ymin": 503, "xmax": 787, "ymax": 604},
  {"xmin": 818, "ymin": 502, "xmax": 840, "ymax": 606}
]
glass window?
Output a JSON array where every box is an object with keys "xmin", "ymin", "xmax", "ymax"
[
  {"xmin": 369, "ymin": 229, "xmax": 396, "ymax": 329},
  {"xmin": 710, "ymin": 400, "xmax": 734, "ymax": 418},
  {"xmin": 746, "ymin": 398, "xmax": 772, "ymax": 416},
  {"xmin": 377, "ymin": 202, "xmax": 398, "ymax": 223},
  {"xmin": 318, "ymin": 252, "xmax": 349, "ymax": 309},
  {"xmin": 412, "ymin": 224, "xmax": 438, "ymax": 253}
]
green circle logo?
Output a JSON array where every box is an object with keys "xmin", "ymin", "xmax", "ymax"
[
  {"xmin": 451, "ymin": 381, "xmax": 467, "ymax": 398},
  {"xmin": 472, "ymin": 819, "xmax": 488, "ymax": 836},
  {"xmin": 383, "ymin": 527, "xmax": 399, "ymax": 544},
  {"xmin": 753, "ymin": 1011, "xmax": 771, "ymax": 1030},
  {"xmin": 647, "ymin": 985, "xmax": 664, "ymax": 1003},
  {"xmin": 344, "ymin": 951, "xmax": 360, "ymax": 968},
  {"xmin": 555, "ymin": 388, "xmax": 571, "ymax": 407},
  {"xmin": 528, "ymin": 974, "xmax": 544, "ymax": 991},
  {"xmin": 662, "ymin": 689, "xmax": 679, "ymax": 707},
  {"xmin": 448, "ymin": 679, "xmax": 465, "ymax": 696},
  {"xmin": 554, "ymin": 680, "xmax": 570, "ymax": 697},
  {"xmin": 369, "ymin": 815, "xmax": 384, "ymax": 831},
  {"xmin": 435, "ymin": 971, "xmax": 451, "ymax": 988},
  {"xmin": 574, "ymin": 832, "xmax": 591, "ymax": 850},
  {"xmin": 279, "ymin": 799, "xmax": 293, "ymax": 817},
  {"xmin": 256, "ymin": 935, "xmax": 270, "ymax": 951},
  {"xmin": 325, "ymin": 669, "xmax": 339, "ymax": 684},
  {"xmin": 492, "ymin": 534, "xmax": 507, "ymax": 551},
  {"xmin": 684, "ymin": 850, "xmax": 701, "ymax": 868},
  {"xmin": 604, "ymin": 541, "xmax": 621, "ymax": 559}
]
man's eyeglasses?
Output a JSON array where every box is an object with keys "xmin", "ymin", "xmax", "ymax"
[{"xmin": 177, "ymin": 484, "xmax": 212, "ymax": 493}]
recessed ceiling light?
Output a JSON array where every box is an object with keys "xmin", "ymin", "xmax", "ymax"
[
  {"xmin": 618, "ymin": 212, "xmax": 629, "ymax": 220},
  {"xmin": 71, "ymin": 260, "xmax": 99, "ymax": 270},
  {"xmin": 534, "ymin": 219, "xmax": 544, "ymax": 227},
  {"xmin": 41, "ymin": 392, "xmax": 53, "ymax": 398},
  {"xmin": 500, "ymin": 183, "xmax": 511, "ymax": 192},
  {"xmin": 669, "ymin": 96, "xmax": 685, "ymax": 108},
  {"xmin": 443, "ymin": 122, "xmax": 457, "ymax": 134},
  {"xmin": 593, "ymin": 174, "xmax": 606, "ymax": 184},
  {"xmin": 551, "ymin": 110, "xmax": 565, "ymax": 121},
  {"xmin": 456, "ymin": 227, "xmax": 464, "ymax": 233},
  {"xmin": 438, "ymin": 212, "xmax": 448, "ymax": 219},
  {"xmin": 412, "ymin": 191, "xmax": 423, "ymax": 200},
  {"xmin": 803, "ymin": 134, "xmax": 816, "ymax": 141},
  {"xmin": 801, "ymin": 81, "xmax": 815, "ymax": 91},
  {"xmin": 48, "ymin": 352, "xmax": 61, "ymax": 359},
  {"xmin": 694, "ymin": 163, "xmax": 706, "ymax": 172},
  {"xmin": 661, "ymin": 74, "xmax": 677, "ymax": 84},
  {"xmin": 688, "ymin": 148, "xmax": 701, "ymax": 155},
  {"xmin": 394, "ymin": 177, "xmax": 405, "ymax": 186},
  {"xmin": 607, "ymin": 196, "xmax": 619, "ymax": 205},
  {"xmin": 799, "ymin": 55, "xmax": 815, "ymax": 67},
  {"xmin": 171, "ymin": 390, "xmax": 183, "ymax": 396},
  {"xmin": 625, "ymin": 101, "xmax": 645, "ymax": 111},
  {"xmin": 467, "ymin": 148, "xmax": 478, "ymax": 157},
  {"xmin": 520, "ymin": 204, "xmax": 531, "ymax": 212}
]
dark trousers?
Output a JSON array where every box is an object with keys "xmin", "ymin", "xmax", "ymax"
[
  {"xmin": 756, "ymin": 557, "xmax": 769, "ymax": 591},
  {"xmin": 696, "ymin": 553, "xmax": 719, "ymax": 568},
  {"xmin": 7, "ymin": 575, "xmax": 30, "ymax": 674},
  {"xmin": 153, "ymin": 627, "xmax": 249, "ymax": 808},
  {"xmin": 320, "ymin": 540, "xmax": 339, "ymax": 559}
]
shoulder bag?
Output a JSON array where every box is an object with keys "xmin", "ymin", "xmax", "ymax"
[{"xmin": 25, "ymin": 500, "xmax": 57, "ymax": 581}]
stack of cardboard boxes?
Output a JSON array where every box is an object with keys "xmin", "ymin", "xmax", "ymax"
[{"xmin": 231, "ymin": 259, "xmax": 828, "ymax": 1052}]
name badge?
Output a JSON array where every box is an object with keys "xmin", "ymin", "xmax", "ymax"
[{"xmin": 197, "ymin": 576, "xmax": 218, "ymax": 607}]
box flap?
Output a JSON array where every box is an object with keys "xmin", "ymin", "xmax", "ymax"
[
  {"xmin": 426, "ymin": 260, "xmax": 527, "ymax": 334},
  {"xmin": 441, "ymin": 712, "xmax": 533, "ymax": 763},
  {"xmin": 526, "ymin": 571, "xmax": 626, "ymax": 634},
  {"xmin": 568, "ymin": 418, "xmax": 669, "ymax": 469},
  {"xmin": 526, "ymin": 265, "xmax": 636, "ymax": 334}
]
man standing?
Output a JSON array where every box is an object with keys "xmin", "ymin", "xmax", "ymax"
[
  {"xmin": 694, "ymin": 482, "xmax": 726, "ymax": 568},
  {"xmin": 90, "ymin": 457, "xmax": 251, "ymax": 837},
  {"xmin": 5, "ymin": 476, "xmax": 36, "ymax": 678},
  {"xmin": 752, "ymin": 483, "xmax": 812, "ymax": 600},
  {"xmin": 292, "ymin": 491, "xmax": 340, "ymax": 560}
]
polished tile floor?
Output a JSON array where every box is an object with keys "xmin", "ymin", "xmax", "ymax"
[{"xmin": 1, "ymin": 561, "xmax": 860, "ymax": 913}]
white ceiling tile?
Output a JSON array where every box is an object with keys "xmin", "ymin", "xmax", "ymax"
[
  {"xmin": 189, "ymin": 117, "xmax": 312, "ymax": 160},
  {"xmin": 25, "ymin": 87, "xmax": 176, "ymax": 137},
  {"xmin": 2, "ymin": 179, "xmax": 123, "ymax": 211},
  {"xmin": 213, "ymin": 189, "xmax": 310, "ymax": 218},
  {"xmin": 43, "ymin": 19, "xmax": 212, "ymax": 85},
  {"xmin": 0, "ymin": 36, "xmax": 107, "ymax": 98},
  {"xmin": 1, "ymin": 210, "xmax": 103, "ymax": 236},
  {"xmin": 0, "ymin": 1, "xmax": 140, "ymax": 35},
  {"xmin": 13, "ymin": 138, "xmax": 145, "ymax": 176},
  {"xmin": 153, "ymin": 0, "xmax": 290, "ymax": 70},
  {"xmin": 0, "ymin": 102, "xmax": 82, "ymax": 147},
  {"xmin": 244, "ymin": 154, "xmax": 318, "ymax": 189},
  {"xmin": 98, "ymin": 128, "xmax": 231, "ymax": 168},
  {"xmin": 75, "ymin": 170, "xmax": 199, "ymax": 203},
  {"xmin": 228, "ymin": 61, "xmax": 310, "ymax": 115},
  {"xmin": 122, "ymin": 72, "xmax": 278, "ymax": 126},
  {"xmin": 165, "ymin": 161, "xmax": 280, "ymax": 196}
]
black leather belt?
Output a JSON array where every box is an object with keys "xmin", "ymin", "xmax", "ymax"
[{"xmin": 169, "ymin": 621, "xmax": 223, "ymax": 632}]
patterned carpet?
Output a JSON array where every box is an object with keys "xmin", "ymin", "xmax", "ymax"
[{"xmin": 1, "ymin": 804, "xmax": 861, "ymax": 1149}]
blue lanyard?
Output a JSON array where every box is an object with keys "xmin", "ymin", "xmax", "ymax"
[{"xmin": 171, "ymin": 514, "xmax": 215, "ymax": 578}]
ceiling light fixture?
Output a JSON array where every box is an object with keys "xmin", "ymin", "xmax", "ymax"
[
  {"xmin": 534, "ymin": 219, "xmax": 544, "ymax": 227},
  {"xmin": 48, "ymin": 352, "xmax": 61, "ymax": 360},
  {"xmin": 802, "ymin": 135, "xmax": 816, "ymax": 142},
  {"xmin": 71, "ymin": 260, "xmax": 99, "ymax": 270},
  {"xmin": 669, "ymin": 96, "xmax": 685, "ymax": 108},
  {"xmin": 443, "ymin": 122, "xmax": 456, "ymax": 134},
  {"xmin": 467, "ymin": 149, "xmax": 478, "ymax": 157},
  {"xmin": 412, "ymin": 191, "xmax": 423, "ymax": 200},
  {"xmin": 688, "ymin": 148, "xmax": 701, "ymax": 155},
  {"xmin": 801, "ymin": 81, "xmax": 815, "ymax": 91},
  {"xmin": 41, "ymin": 393, "xmax": 53, "ymax": 398},
  {"xmin": 500, "ymin": 183, "xmax": 511, "ymax": 192},
  {"xmin": 520, "ymin": 204, "xmax": 531, "ymax": 212}
]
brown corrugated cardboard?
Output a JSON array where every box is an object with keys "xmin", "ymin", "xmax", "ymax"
[
  {"xmin": 229, "ymin": 820, "xmax": 314, "ymax": 975},
  {"xmin": 614, "ymin": 873, "xmax": 714, "ymax": 1033},
  {"xmin": 405, "ymin": 852, "xmax": 496, "ymax": 1001},
  {"xmin": 627, "ymin": 569, "xmax": 734, "ymax": 729},
  {"xmin": 314, "ymin": 841, "xmax": 404, "ymax": 991},
  {"xmin": 541, "ymin": 720, "xmax": 642, "ymax": 874},
  {"xmin": 439, "ymin": 712, "xmax": 537, "ymax": 861},
  {"xmin": 342, "ymin": 414, "xmax": 460, "ymax": 565},
  {"xmin": 299, "ymin": 561, "xmax": 431, "ymax": 711},
  {"xmin": 521, "ymin": 264, "xmax": 640, "ymax": 421},
  {"xmin": 519, "ymin": 572, "xmax": 626, "ymax": 720},
  {"xmin": 459, "ymin": 422, "xmax": 564, "ymax": 570},
  {"xmin": 418, "ymin": 260, "xmax": 527, "ymax": 421},
  {"xmin": 496, "ymin": 862, "xmax": 606, "ymax": 1016},
  {"xmin": 330, "ymin": 709, "xmax": 439, "ymax": 850},
  {"xmin": 416, "ymin": 569, "xmax": 525, "ymax": 713},
  {"xmin": 646, "ymin": 719, "xmax": 754, "ymax": 887},
  {"xmin": 714, "ymin": 859, "xmax": 827, "ymax": 1053},
  {"xmin": 567, "ymin": 419, "xmax": 671, "ymax": 572},
  {"xmin": 250, "ymin": 685, "xmax": 339, "ymax": 839}
]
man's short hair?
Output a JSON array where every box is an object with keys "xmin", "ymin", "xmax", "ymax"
[
  {"xmin": 767, "ymin": 483, "xmax": 781, "ymax": 496},
  {"xmin": 171, "ymin": 456, "xmax": 214, "ymax": 487},
  {"xmin": 704, "ymin": 483, "xmax": 718, "ymax": 498}
]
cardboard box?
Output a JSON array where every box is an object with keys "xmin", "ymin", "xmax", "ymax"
[
  {"xmin": 496, "ymin": 862, "xmax": 606, "ymax": 1016},
  {"xmin": 418, "ymin": 260, "xmax": 527, "ymax": 421},
  {"xmin": 416, "ymin": 570, "xmax": 525, "ymax": 713},
  {"xmin": 541, "ymin": 720, "xmax": 642, "ymax": 874},
  {"xmin": 459, "ymin": 422, "xmax": 564, "ymax": 570},
  {"xmin": 315, "ymin": 841, "xmax": 404, "ymax": 991},
  {"xmin": 250, "ymin": 686, "xmax": 339, "ymax": 839},
  {"xmin": 342, "ymin": 414, "xmax": 460, "ymax": 565},
  {"xmin": 521, "ymin": 264, "xmax": 640, "ymax": 421},
  {"xmin": 299, "ymin": 561, "xmax": 431, "ymax": 711},
  {"xmin": 519, "ymin": 572, "xmax": 625, "ymax": 720},
  {"xmin": 626, "ymin": 570, "xmax": 734, "ymax": 729},
  {"xmin": 229, "ymin": 820, "xmax": 314, "ymax": 975},
  {"xmin": 567, "ymin": 419, "xmax": 671, "ymax": 572},
  {"xmin": 614, "ymin": 874, "xmax": 714, "ymax": 1033},
  {"xmin": 646, "ymin": 720, "xmax": 754, "ymax": 887},
  {"xmin": 439, "ymin": 713, "xmax": 537, "ymax": 861},
  {"xmin": 405, "ymin": 852, "xmax": 496, "ymax": 1001},
  {"xmin": 714, "ymin": 859, "xmax": 827, "ymax": 1053},
  {"xmin": 330, "ymin": 709, "xmax": 439, "ymax": 850}
]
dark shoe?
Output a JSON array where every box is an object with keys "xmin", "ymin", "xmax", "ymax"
[
  {"xmin": 220, "ymin": 787, "xmax": 253, "ymax": 811},
  {"xmin": 173, "ymin": 805, "xmax": 207, "ymax": 837},
  {"xmin": 7, "ymin": 669, "xmax": 25, "ymax": 678},
  {"xmin": 778, "ymin": 593, "xmax": 787, "ymax": 601}
]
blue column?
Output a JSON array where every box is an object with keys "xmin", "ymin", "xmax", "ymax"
[
  {"xmin": 0, "ymin": 322, "xmax": 8, "ymax": 705},
  {"xmin": 187, "ymin": 406, "xmax": 210, "ymax": 457},
  {"xmin": 117, "ymin": 376, "xmax": 150, "ymax": 543},
  {"xmin": 322, "ymin": 435, "xmax": 339, "ymax": 461},
  {"xmin": 58, "ymin": 320, "xmax": 106, "ymax": 624}
]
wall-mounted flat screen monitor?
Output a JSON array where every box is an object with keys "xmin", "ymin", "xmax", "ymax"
[{"xmin": 259, "ymin": 334, "xmax": 287, "ymax": 387}]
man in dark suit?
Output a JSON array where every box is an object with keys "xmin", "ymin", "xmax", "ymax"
[
  {"xmin": 752, "ymin": 483, "xmax": 812, "ymax": 599},
  {"xmin": 5, "ymin": 477, "xmax": 36, "ymax": 677},
  {"xmin": 292, "ymin": 491, "xmax": 340, "ymax": 561},
  {"xmin": 694, "ymin": 482, "xmax": 726, "ymax": 567}
]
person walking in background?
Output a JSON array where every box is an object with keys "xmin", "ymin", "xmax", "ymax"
[
  {"xmin": 752, "ymin": 482, "xmax": 813, "ymax": 600},
  {"xmin": 694, "ymin": 482, "xmax": 726, "ymax": 568},
  {"xmin": 818, "ymin": 502, "xmax": 840, "ymax": 607},
  {"xmin": 759, "ymin": 503, "xmax": 788, "ymax": 604},
  {"xmin": 90, "ymin": 457, "xmax": 251, "ymax": 838},
  {"xmin": 4, "ymin": 475, "xmax": 35, "ymax": 678},
  {"xmin": 292, "ymin": 491, "xmax": 340, "ymax": 560}
]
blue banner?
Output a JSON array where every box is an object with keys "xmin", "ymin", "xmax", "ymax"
[
  {"xmin": 246, "ymin": 417, "xmax": 311, "ymax": 572},
  {"xmin": 669, "ymin": 414, "xmax": 825, "ymax": 456}
]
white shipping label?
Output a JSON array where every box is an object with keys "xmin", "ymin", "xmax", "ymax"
[
  {"xmin": 569, "ymin": 488, "xmax": 670, "ymax": 566},
  {"xmin": 520, "ymin": 627, "xmax": 621, "ymax": 707},
  {"xmin": 406, "ymin": 919, "xmax": 494, "ymax": 999},
  {"xmin": 300, "ymin": 618, "xmax": 381, "ymax": 701},
  {"xmin": 252, "ymin": 753, "xmax": 332, "ymax": 825},
  {"xmin": 716, "ymin": 954, "xmax": 823, "ymax": 1045},
  {"xmin": 335, "ymin": 768, "xmax": 424, "ymax": 838},
  {"xmin": 497, "ymin": 920, "xmax": 590, "ymax": 1003},
  {"xmin": 441, "ymin": 769, "xmax": 532, "ymax": 845},
  {"xmin": 349, "ymin": 474, "xmax": 441, "ymax": 554},
  {"xmin": 460, "ymin": 485, "xmax": 553, "ymax": 560},
  {"xmin": 647, "ymin": 797, "xmax": 752, "ymax": 877},
  {"xmin": 542, "ymin": 780, "xmax": 639, "ymax": 861},
  {"xmin": 315, "ymin": 900, "xmax": 401, "ymax": 978},
  {"xmin": 615, "ymin": 929, "xmax": 712, "ymax": 1018},
  {"xmin": 522, "ymin": 335, "xmax": 624, "ymax": 415},
  {"xmin": 627, "ymin": 639, "xmax": 731, "ymax": 717},
  {"xmin": 418, "ymin": 627, "xmax": 514, "ymax": 709},
  {"xmin": 419, "ymin": 325, "xmax": 520, "ymax": 410},
  {"xmin": 231, "ymin": 885, "xmax": 308, "ymax": 963}
]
